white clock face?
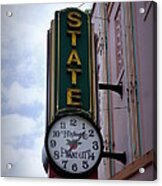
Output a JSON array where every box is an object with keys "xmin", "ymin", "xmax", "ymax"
[{"xmin": 46, "ymin": 115, "xmax": 102, "ymax": 175}]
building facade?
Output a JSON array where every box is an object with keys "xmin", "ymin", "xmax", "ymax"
[
  {"xmin": 91, "ymin": 1, "xmax": 157, "ymax": 180},
  {"xmin": 43, "ymin": 2, "xmax": 157, "ymax": 180}
]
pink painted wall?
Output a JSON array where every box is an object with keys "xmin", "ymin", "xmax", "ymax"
[{"xmin": 91, "ymin": 1, "xmax": 156, "ymax": 180}]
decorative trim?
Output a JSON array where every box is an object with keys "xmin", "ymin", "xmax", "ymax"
[
  {"xmin": 90, "ymin": 3, "xmax": 97, "ymax": 18},
  {"xmin": 114, "ymin": 2, "xmax": 121, "ymax": 20},
  {"xmin": 88, "ymin": 15, "xmax": 93, "ymax": 116},
  {"xmin": 57, "ymin": 12, "xmax": 60, "ymax": 111},
  {"xmin": 110, "ymin": 150, "xmax": 155, "ymax": 180},
  {"xmin": 51, "ymin": 20, "xmax": 55, "ymax": 122},
  {"xmin": 143, "ymin": 1, "xmax": 153, "ymax": 22},
  {"xmin": 107, "ymin": 2, "xmax": 114, "ymax": 22}
]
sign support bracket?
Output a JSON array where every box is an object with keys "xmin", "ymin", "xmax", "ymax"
[
  {"xmin": 99, "ymin": 82, "xmax": 123, "ymax": 99},
  {"xmin": 101, "ymin": 151, "xmax": 127, "ymax": 165}
]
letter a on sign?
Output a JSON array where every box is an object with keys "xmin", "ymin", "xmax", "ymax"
[{"xmin": 66, "ymin": 49, "xmax": 81, "ymax": 66}]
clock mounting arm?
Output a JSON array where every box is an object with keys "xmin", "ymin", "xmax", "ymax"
[{"xmin": 101, "ymin": 151, "xmax": 127, "ymax": 165}]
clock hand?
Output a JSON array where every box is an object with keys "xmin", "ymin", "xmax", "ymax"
[
  {"xmin": 67, "ymin": 133, "xmax": 83, "ymax": 151},
  {"xmin": 66, "ymin": 132, "xmax": 83, "ymax": 145}
]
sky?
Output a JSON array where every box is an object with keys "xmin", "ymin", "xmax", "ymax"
[{"xmin": 1, "ymin": 2, "xmax": 93, "ymax": 177}]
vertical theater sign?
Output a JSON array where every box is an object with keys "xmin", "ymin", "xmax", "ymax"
[
  {"xmin": 45, "ymin": 8, "xmax": 103, "ymax": 178},
  {"xmin": 55, "ymin": 9, "xmax": 92, "ymax": 111},
  {"xmin": 44, "ymin": 8, "xmax": 126, "ymax": 179}
]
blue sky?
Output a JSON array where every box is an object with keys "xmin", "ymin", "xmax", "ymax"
[{"xmin": 1, "ymin": 2, "xmax": 92, "ymax": 177}]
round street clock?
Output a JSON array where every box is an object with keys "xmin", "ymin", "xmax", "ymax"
[{"xmin": 45, "ymin": 112, "xmax": 103, "ymax": 178}]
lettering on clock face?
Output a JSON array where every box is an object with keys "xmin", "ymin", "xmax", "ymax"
[{"xmin": 47, "ymin": 116, "xmax": 101, "ymax": 174}]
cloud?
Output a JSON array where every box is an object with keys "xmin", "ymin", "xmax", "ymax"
[
  {"xmin": 15, "ymin": 51, "xmax": 46, "ymax": 87},
  {"xmin": 1, "ymin": 113, "xmax": 46, "ymax": 177},
  {"xmin": 1, "ymin": 5, "xmax": 47, "ymax": 88},
  {"xmin": 1, "ymin": 135, "xmax": 47, "ymax": 177},
  {"xmin": 2, "ymin": 81, "xmax": 45, "ymax": 109},
  {"xmin": 1, "ymin": 113, "xmax": 39, "ymax": 139},
  {"xmin": 1, "ymin": 3, "xmax": 93, "ymax": 178},
  {"xmin": 1, "ymin": 26, "xmax": 46, "ymax": 88},
  {"xmin": 1, "ymin": 113, "xmax": 42, "ymax": 150},
  {"xmin": 1, "ymin": 10, "xmax": 46, "ymax": 61},
  {"xmin": 1, "ymin": 110, "xmax": 46, "ymax": 144}
]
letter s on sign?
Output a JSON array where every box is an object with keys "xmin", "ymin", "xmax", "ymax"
[{"xmin": 67, "ymin": 11, "xmax": 82, "ymax": 28}]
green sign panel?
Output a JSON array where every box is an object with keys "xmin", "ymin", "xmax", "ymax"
[{"xmin": 55, "ymin": 8, "xmax": 92, "ymax": 114}]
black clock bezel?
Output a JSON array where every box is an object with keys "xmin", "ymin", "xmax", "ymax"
[{"xmin": 45, "ymin": 110, "xmax": 103, "ymax": 178}]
